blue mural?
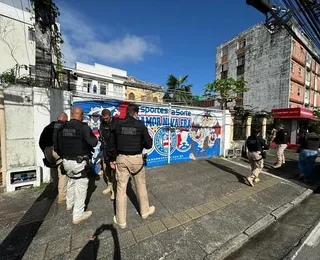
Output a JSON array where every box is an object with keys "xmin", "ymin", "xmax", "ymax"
[{"xmin": 73, "ymin": 100, "xmax": 222, "ymax": 170}]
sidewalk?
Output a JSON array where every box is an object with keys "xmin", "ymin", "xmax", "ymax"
[{"xmin": 0, "ymin": 153, "xmax": 317, "ymax": 260}]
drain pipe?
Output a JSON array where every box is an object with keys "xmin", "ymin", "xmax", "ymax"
[{"xmin": 0, "ymin": 84, "xmax": 7, "ymax": 187}]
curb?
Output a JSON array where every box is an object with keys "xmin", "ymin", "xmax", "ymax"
[{"xmin": 205, "ymin": 187, "xmax": 314, "ymax": 260}]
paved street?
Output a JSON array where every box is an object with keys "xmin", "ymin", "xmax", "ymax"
[
  {"xmin": 0, "ymin": 150, "xmax": 318, "ymax": 260},
  {"xmin": 225, "ymin": 192, "xmax": 320, "ymax": 260}
]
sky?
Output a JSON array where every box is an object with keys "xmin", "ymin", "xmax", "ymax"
[{"xmin": 2, "ymin": 0, "xmax": 264, "ymax": 95}]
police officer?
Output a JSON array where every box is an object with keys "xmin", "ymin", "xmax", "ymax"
[
  {"xmin": 56, "ymin": 107, "xmax": 98, "ymax": 224},
  {"xmin": 245, "ymin": 128, "xmax": 269, "ymax": 187},
  {"xmin": 108, "ymin": 103, "xmax": 154, "ymax": 229},
  {"xmin": 99, "ymin": 109, "xmax": 118, "ymax": 200},
  {"xmin": 39, "ymin": 112, "xmax": 68, "ymax": 204},
  {"xmin": 297, "ymin": 125, "xmax": 320, "ymax": 182}
]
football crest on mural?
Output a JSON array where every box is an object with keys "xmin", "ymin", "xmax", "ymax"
[{"xmin": 153, "ymin": 126, "xmax": 177, "ymax": 156}]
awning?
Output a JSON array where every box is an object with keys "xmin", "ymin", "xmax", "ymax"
[{"xmin": 271, "ymin": 108, "xmax": 314, "ymax": 120}]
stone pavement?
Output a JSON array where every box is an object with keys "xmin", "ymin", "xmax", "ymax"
[{"xmin": 0, "ymin": 152, "xmax": 317, "ymax": 260}]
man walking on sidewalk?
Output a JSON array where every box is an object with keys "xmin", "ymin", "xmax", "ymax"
[
  {"xmin": 108, "ymin": 103, "xmax": 155, "ymax": 229},
  {"xmin": 273, "ymin": 124, "xmax": 288, "ymax": 168},
  {"xmin": 245, "ymin": 128, "xmax": 269, "ymax": 186},
  {"xmin": 297, "ymin": 125, "xmax": 320, "ymax": 182}
]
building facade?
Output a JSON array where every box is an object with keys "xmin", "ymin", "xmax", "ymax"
[
  {"xmin": 124, "ymin": 76, "xmax": 163, "ymax": 103},
  {"xmin": 68, "ymin": 62, "xmax": 163, "ymax": 103},
  {"xmin": 0, "ymin": 2, "xmax": 35, "ymax": 77},
  {"xmin": 71, "ymin": 62, "xmax": 127, "ymax": 100},
  {"xmin": 215, "ymin": 23, "xmax": 320, "ymax": 112}
]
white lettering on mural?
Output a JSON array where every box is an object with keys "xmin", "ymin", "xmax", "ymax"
[{"xmin": 139, "ymin": 106, "xmax": 192, "ymax": 127}]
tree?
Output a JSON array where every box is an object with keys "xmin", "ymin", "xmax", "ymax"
[
  {"xmin": 163, "ymin": 75, "xmax": 194, "ymax": 105},
  {"xmin": 204, "ymin": 78, "xmax": 248, "ymax": 110},
  {"xmin": 0, "ymin": 17, "xmax": 19, "ymax": 69}
]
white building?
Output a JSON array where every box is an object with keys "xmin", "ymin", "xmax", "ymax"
[
  {"xmin": 70, "ymin": 62, "xmax": 127, "ymax": 100},
  {"xmin": 0, "ymin": 2, "xmax": 35, "ymax": 77}
]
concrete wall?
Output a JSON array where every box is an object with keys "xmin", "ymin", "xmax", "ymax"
[
  {"xmin": 3, "ymin": 84, "xmax": 71, "ymax": 183},
  {"xmin": 216, "ymin": 23, "xmax": 292, "ymax": 112},
  {"xmin": 0, "ymin": 2, "xmax": 35, "ymax": 75}
]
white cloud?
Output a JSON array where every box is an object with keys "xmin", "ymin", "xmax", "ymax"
[{"xmin": 57, "ymin": 2, "xmax": 161, "ymax": 67}]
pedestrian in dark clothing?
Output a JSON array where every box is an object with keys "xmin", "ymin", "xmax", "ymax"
[
  {"xmin": 99, "ymin": 109, "xmax": 118, "ymax": 200},
  {"xmin": 298, "ymin": 125, "xmax": 320, "ymax": 182},
  {"xmin": 39, "ymin": 112, "xmax": 68, "ymax": 204},
  {"xmin": 245, "ymin": 128, "xmax": 269, "ymax": 187},
  {"xmin": 273, "ymin": 124, "xmax": 288, "ymax": 168}
]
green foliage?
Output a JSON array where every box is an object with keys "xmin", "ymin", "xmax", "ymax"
[
  {"xmin": 163, "ymin": 75, "xmax": 194, "ymax": 105},
  {"xmin": 204, "ymin": 78, "xmax": 248, "ymax": 110},
  {"xmin": 313, "ymin": 108, "xmax": 320, "ymax": 118},
  {"xmin": 0, "ymin": 69, "xmax": 15, "ymax": 83},
  {"xmin": 29, "ymin": 0, "xmax": 64, "ymax": 72}
]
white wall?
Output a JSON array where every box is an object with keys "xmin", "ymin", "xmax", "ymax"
[
  {"xmin": 0, "ymin": 2, "xmax": 35, "ymax": 75},
  {"xmin": 4, "ymin": 85, "xmax": 71, "ymax": 183}
]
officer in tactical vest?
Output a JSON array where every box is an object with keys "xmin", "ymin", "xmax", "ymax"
[
  {"xmin": 39, "ymin": 112, "xmax": 68, "ymax": 204},
  {"xmin": 56, "ymin": 107, "xmax": 98, "ymax": 224},
  {"xmin": 107, "ymin": 103, "xmax": 154, "ymax": 229},
  {"xmin": 297, "ymin": 125, "xmax": 320, "ymax": 182},
  {"xmin": 245, "ymin": 128, "xmax": 269, "ymax": 187},
  {"xmin": 99, "ymin": 109, "xmax": 118, "ymax": 200}
]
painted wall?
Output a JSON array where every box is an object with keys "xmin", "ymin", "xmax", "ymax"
[
  {"xmin": 73, "ymin": 100, "xmax": 228, "ymax": 169},
  {"xmin": 4, "ymin": 85, "xmax": 71, "ymax": 182}
]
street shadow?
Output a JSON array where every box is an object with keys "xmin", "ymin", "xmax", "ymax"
[
  {"xmin": 76, "ymin": 224, "xmax": 121, "ymax": 260},
  {"xmin": 0, "ymin": 183, "xmax": 57, "ymax": 260},
  {"xmin": 126, "ymin": 178, "xmax": 140, "ymax": 215},
  {"xmin": 205, "ymin": 159, "xmax": 247, "ymax": 185},
  {"xmin": 85, "ymin": 177, "xmax": 98, "ymax": 211}
]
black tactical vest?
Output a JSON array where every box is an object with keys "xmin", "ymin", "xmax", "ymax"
[
  {"xmin": 246, "ymin": 136, "xmax": 262, "ymax": 152},
  {"xmin": 58, "ymin": 120, "xmax": 91, "ymax": 158},
  {"xmin": 115, "ymin": 119, "xmax": 143, "ymax": 155}
]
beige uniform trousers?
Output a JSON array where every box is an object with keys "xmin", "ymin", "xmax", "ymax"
[
  {"xmin": 276, "ymin": 144, "xmax": 287, "ymax": 165},
  {"xmin": 248, "ymin": 151, "xmax": 264, "ymax": 178},
  {"xmin": 102, "ymin": 160, "xmax": 116, "ymax": 192},
  {"xmin": 44, "ymin": 147, "xmax": 68, "ymax": 201},
  {"xmin": 115, "ymin": 154, "xmax": 150, "ymax": 224}
]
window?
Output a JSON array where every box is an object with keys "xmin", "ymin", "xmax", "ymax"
[
  {"xmin": 292, "ymin": 40, "xmax": 296, "ymax": 52},
  {"xmin": 305, "ymin": 90, "xmax": 310, "ymax": 100},
  {"xmin": 28, "ymin": 28, "xmax": 35, "ymax": 42},
  {"xmin": 221, "ymin": 46, "xmax": 228, "ymax": 57},
  {"xmin": 114, "ymin": 84, "xmax": 123, "ymax": 94},
  {"xmin": 141, "ymin": 95, "xmax": 147, "ymax": 101},
  {"xmin": 300, "ymin": 47, "xmax": 304, "ymax": 57},
  {"xmin": 153, "ymin": 97, "xmax": 158, "ymax": 103},
  {"xmin": 298, "ymin": 67, "xmax": 302, "ymax": 77},
  {"xmin": 307, "ymin": 53, "xmax": 312, "ymax": 63},
  {"xmin": 100, "ymin": 84, "xmax": 107, "ymax": 95},
  {"xmin": 237, "ymin": 65, "xmax": 245, "ymax": 76},
  {"xmin": 83, "ymin": 79, "xmax": 91, "ymax": 92},
  {"xmin": 238, "ymin": 39, "xmax": 246, "ymax": 49},
  {"xmin": 128, "ymin": 92, "xmax": 135, "ymax": 100},
  {"xmin": 92, "ymin": 85, "xmax": 97, "ymax": 93},
  {"xmin": 237, "ymin": 56, "xmax": 245, "ymax": 66},
  {"xmin": 298, "ymin": 87, "xmax": 301, "ymax": 96},
  {"xmin": 221, "ymin": 63, "xmax": 228, "ymax": 72},
  {"xmin": 291, "ymin": 62, "xmax": 294, "ymax": 73},
  {"xmin": 221, "ymin": 71, "xmax": 228, "ymax": 79}
]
